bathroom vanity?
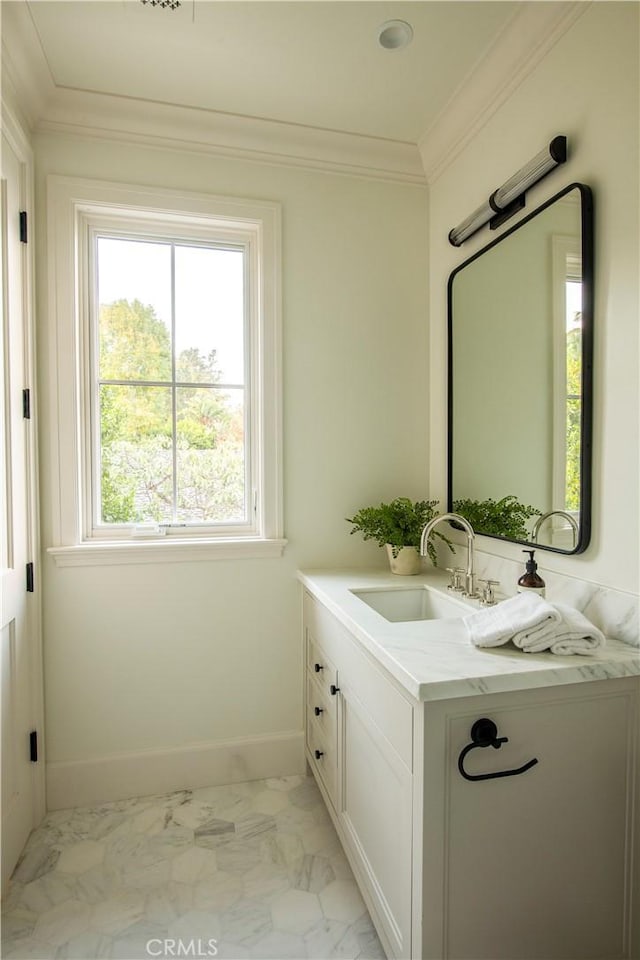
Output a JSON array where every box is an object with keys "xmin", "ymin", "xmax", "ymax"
[{"xmin": 299, "ymin": 570, "xmax": 640, "ymax": 960}]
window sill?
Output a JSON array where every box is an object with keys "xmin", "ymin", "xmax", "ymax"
[{"xmin": 47, "ymin": 538, "xmax": 288, "ymax": 567}]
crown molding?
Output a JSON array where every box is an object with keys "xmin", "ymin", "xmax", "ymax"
[
  {"xmin": 1, "ymin": 0, "xmax": 423, "ymax": 185},
  {"xmin": 1, "ymin": 0, "xmax": 54, "ymax": 131},
  {"xmin": 418, "ymin": 2, "xmax": 590, "ymax": 184},
  {"xmin": 2, "ymin": 0, "xmax": 588, "ymax": 187},
  {"xmin": 38, "ymin": 86, "xmax": 426, "ymax": 184}
]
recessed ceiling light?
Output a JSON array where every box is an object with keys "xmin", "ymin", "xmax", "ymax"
[{"xmin": 377, "ymin": 20, "xmax": 413, "ymax": 51}]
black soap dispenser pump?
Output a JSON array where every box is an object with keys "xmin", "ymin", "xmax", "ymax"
[{"xmin": 517, "ymin": 550, "xmax": 546, "ymax": 597}]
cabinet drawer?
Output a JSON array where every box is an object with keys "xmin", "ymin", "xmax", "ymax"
[
  {"xmin": 307, "ymin": 712, "xmax": 337, "ymax": 807},
  {"xmin": 306, "ymin": 633, "xmax": 338, "ymax": 692},
  {"xmin": 304, "ymin": 592, "xmax": 345, "ymax": 667},
  {"xmin": 307, "ymin": 674, "xmax": 338, "ymax": 733}
]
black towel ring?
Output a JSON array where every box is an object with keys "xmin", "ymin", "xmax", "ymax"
[{"xmin": 458, "ymin": 718, "xmax": 539, "ymax": 782}]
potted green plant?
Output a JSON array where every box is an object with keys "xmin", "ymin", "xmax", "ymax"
[
  {"xmin": 452, "ymin": 495, "xmax": 541, "ymax": 540},
  {"xmin": 346, "ymin": 497, "xmax": 454, "ymax": 575}
]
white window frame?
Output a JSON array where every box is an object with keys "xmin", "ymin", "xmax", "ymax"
[
  {"xmin": 46, "ymin": 176, "xmax": 285, "ymax": 566},
  {"xmin": 84, "ymin": 218, "xmax": 255, "ymax": 539}
]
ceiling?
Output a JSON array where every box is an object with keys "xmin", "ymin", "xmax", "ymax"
[{"xmin": 24, "ymin": 0, "xmax": 520, "ymax": 144}]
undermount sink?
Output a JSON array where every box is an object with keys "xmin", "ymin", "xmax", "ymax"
[{"xmin": 350, "ymin": 585, "xmax": 470, "ymax": 622}]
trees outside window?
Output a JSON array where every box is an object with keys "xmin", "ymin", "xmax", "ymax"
[
  {"xmin": 564, "ymin": 279, "xmax": 582, "ymax": 514},
  {"xmin": 551, "ymin": 235, "xmax": 582, "ymax": 538},
  {"xmin": 94, "ymin": 236, "xmax": 248, "ymax": 531}
]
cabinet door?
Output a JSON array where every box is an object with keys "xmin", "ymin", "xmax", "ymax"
[
  {"xmin": 339, "ymin": 683, "xmax": 413, "ymax": 959},
  {"xmin": 442, "ymin": 688, "xmax": 636, "ymax": 959}
]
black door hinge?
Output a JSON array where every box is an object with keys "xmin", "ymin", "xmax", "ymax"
[
  {"xmin": 29, "ymin": 730, "xmax": 38, "ymax": 763},
  {"xmin": 19, "ymin": 211, "xmax": 28, "ymax": 244},
  {"xmin": 26, "ymin": 562, "xmax": 34, "ymax": 593},
  {"xmin": 23, "ymin": 388, "xmax": 31, "ymax": 419}
]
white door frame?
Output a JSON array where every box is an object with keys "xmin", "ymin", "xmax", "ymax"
[{"xmin": 1, "ymin": 95, "xmax": 45, "ymax": 891}]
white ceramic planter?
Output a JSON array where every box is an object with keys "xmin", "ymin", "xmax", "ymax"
[{"xmin": 385, "ymin": 544, "xmax": 422, "ymax": 575}]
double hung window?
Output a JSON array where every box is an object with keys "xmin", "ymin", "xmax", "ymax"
[
  {"xmin": 47, "ymin": 177, "xmax": 283, "ymax": 564},
  {"xmin": 93, "ymin": 230, "xmax": 248, "ymax": 533}
]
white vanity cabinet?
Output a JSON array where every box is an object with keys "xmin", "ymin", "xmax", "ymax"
[
  {"xmin": 302, "ymin": 587, "xmax": 639, "ymax": 960},
  {"xmin": 305, "ymin": 590, "xmax": 414, "ymax": 957},
  {"xmin": 421, "ymin": 685, "xmax": 636, "ymax": 960}
]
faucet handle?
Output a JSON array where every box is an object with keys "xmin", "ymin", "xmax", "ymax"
[
  {"xmin": 478, "ymin": 579, "xmax": 500, "ymax": 606},
  {"xmin": 446, "ymin": 567, "xmax": 466, "ymax": 592}
]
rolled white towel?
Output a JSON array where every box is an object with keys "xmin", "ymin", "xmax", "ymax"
[
  {"xmin": 464, "ymin": 591, "xmax": 561, "ymax": 648},
  {"xmin": 547, "ymin": 602, "xmax": 605, "ymax": 655},
  {"xmin": 511, "ymin": 603, "xmax": 566, "ymax": 652}
]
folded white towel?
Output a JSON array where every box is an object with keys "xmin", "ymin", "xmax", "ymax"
[
  {"xmin": 511, "ymin": 602, "xmax": 565, "ymax": 652},
  {"xmin": 464, "ymin": 593, "xmax": 606, "ymax": 655},
  {"xmin": 547, "ymin": 602, "xmax": 605, "ymax": 655},
  {"xmin": 464, "ymin": 591, "xmax": 560, "ymax": 648},
  {"xmin": 511, "ymin": 601, "xmax": 605, "ymax": 654}
]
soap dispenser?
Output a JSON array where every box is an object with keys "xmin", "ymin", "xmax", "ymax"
[{"xmin": 517, "ymin": 550, "xmax": 546, "ymax": 597}]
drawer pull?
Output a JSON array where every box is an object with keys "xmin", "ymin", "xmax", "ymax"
[
  {"xmin": 314, "ymin": 663, "xmax": 324, "ymax": 673},
  {"xmin": 330, "ymin": 684, "xmax": 340, "ymax": 696},
  {"xmin": 314, "ymin": 749, "xmax": 324, "ymax": 759},
  {"xmin": 314, "ymin": 706, "xmax": 323, "ymax": 716}
]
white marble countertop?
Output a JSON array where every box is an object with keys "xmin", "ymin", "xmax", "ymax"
[{"xmin": 298, "ymin": 568, "xmax": 640, "ymax": 702}]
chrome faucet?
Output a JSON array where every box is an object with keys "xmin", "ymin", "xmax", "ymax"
[
  {"xmin": 420, "ymin": 513, "xmax": 479, "ymax": 598},
  {"xmin": 531, "ymin": 510, "xmax": 579, "ymax": 548}
]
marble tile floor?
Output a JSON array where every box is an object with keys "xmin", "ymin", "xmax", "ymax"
[{"xmin": 1, "ymin": 775, "xmax": 386, "ymax": 960}]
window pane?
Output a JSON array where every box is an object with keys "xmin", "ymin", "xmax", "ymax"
[
  {"xmin": 99, "ymin": 385, "xmax": 173, "ymax": 524},
  {"xmin": 175, "ymin": 387, "xmax": 245, "ymax": 523},
  {"xmin": 566, "ymin": 397, "xmax": 581, "ymax": 512},
  {"xmin": 174, "ymin": 245, "xmax": 245, "ymax": 385},
  {"xmin": 566, "ymin": 279, "xmax": 582, "ymax": 512},
  {"xmin": 98, "ymin": 238, "xmax": 172, "ymax": 382}
]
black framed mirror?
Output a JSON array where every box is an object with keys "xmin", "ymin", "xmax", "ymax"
[{"xmin": 447, "ymin": 182, "xmax": 593, "ymax": 554}]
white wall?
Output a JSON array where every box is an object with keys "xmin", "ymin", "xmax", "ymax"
[
  {"xmin": 35, "ymin": 133, "xmax": 429, "ymax": 798},
  {"xmin": 428, "ymin": 2, "xmax": 639, "ymax": 594},
  {"xmin": 34, "ymin": 1, "xmax": 639, "ymax": 805}
]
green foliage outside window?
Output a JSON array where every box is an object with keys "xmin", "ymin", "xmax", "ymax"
[
  {"xmin": 98, "ymin": 299, "xmax": 244, "ymax": 525},
  {"xmin": 565, "ymin": 325, "xmax": 581, "ymax": 512}
]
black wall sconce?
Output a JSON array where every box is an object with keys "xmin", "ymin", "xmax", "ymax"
[{"xmin": 448, "ymin": 135, "xmax": 568, "ymax": 247}]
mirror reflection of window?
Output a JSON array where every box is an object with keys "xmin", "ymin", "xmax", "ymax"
[
  {"xmin": 551, "ymin": 236, "xmax": 581, "ymax": 547},
  {"xmin": 565, "ymin": 274, "xmax": 582, "ymax": 513}
]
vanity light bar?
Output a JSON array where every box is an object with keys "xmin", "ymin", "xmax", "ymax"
[{"xmin": 448, "ymin": 136, "xmax": 568, "ymax": 247}]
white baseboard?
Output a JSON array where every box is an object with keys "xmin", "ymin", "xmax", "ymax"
[{"xmin": 46, "ymin": 730, "xmax": 305, "ymax": 811}]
